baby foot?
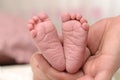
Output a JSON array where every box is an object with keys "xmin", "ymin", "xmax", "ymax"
[
  {"xmin": 28, "ymin": 13, "xmax": 65, "ymax": 71},
  {"xmin": 62, "ymin": 13, "xmax": 90, "ymax": 73}
]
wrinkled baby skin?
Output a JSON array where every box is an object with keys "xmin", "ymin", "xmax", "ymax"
[{"xmin": 28, "ymin": 13, "xmax": 90, "ymax": 73}]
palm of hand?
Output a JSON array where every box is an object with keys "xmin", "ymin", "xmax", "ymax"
[{"xmin": 81, "ymin": 17, "xmax": 120, "ymax": 80}]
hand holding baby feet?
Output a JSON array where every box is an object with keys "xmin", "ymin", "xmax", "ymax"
[
  {"xmin": 28, "ymin": 13, "xmax": 90, "ymax": 73},
  {"xmin": 62, "ymin": 13, "xmax": 90, "ymax": 73},
  {"xmin": 28, "ymin": 13, "xmax": 65, "ymax": 71}
]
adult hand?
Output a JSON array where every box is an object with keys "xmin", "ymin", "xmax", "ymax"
[
  {"xmin": 30, "ymin": 16, "xmax": 120, "ymax": 80},
  {"xmin": 30, "ymin": 53, "xmax": 83, "ymax": 80},
  {"xmin": 78, "ymin": 16, "xmax": 120, "ymax": 80}
]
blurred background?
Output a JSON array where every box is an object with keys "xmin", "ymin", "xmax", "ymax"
[
  {"xmin": 0, "ymin": 0, "xmax": 120, "ymax": 80},
  {"xmin": 1, "ymin": 0, "xmax": 120, "ymax": 27}
]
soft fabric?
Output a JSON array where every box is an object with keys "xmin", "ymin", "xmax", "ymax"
[{"xmin": 0, "ymin": 13, "xmax": 37, "ymax": 64}]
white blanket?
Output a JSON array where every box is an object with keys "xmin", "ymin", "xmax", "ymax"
[{"xmin": 0, "ymin": 65, "xmax": 33, "ymax": 80}]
